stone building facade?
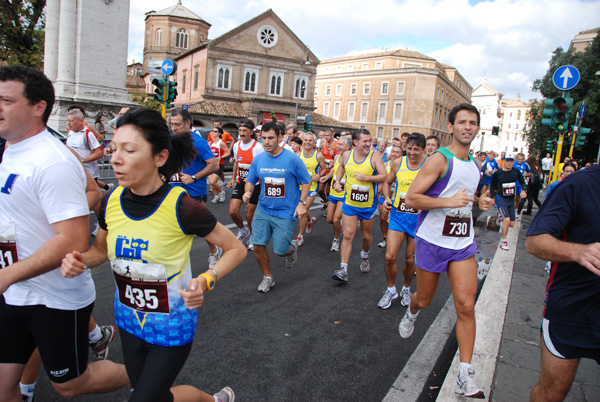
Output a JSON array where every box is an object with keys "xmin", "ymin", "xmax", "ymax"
[{"xmin": 314, "ymin": 50, "xmax": 472, "ymax": 146}]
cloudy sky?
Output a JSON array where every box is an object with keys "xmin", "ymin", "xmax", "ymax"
[{"xmin": 128, "ymin": 0, "xmax": 600, "ymax": 102}]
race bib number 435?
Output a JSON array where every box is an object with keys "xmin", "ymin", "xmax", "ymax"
[{"xmin": 111, "ymin": 259, "xmax": 170, "ymax": 314}]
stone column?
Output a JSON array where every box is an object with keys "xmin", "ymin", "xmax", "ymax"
[
  {"xmin": 54, "ymin": 0, "xmax": 77, "ymax": 97},
  {"xmin": 43, "ymin": 0, "xmax": 60, "ymax": 82}
]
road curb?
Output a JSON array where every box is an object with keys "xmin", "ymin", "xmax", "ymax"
[{"xmin": 436, "ymin": 220, "xmax": 521, "ymax": 401}]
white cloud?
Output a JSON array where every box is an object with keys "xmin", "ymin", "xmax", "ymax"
[{"xmin": 129, "ymin": 0, "xmax": 600, "ymax": 101}]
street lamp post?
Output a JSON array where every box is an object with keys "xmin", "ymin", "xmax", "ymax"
[{"xmin": 294, "ymin": 49, "xmax": 311, "ymax": 128}]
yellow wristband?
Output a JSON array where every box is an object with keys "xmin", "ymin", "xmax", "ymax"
[{"xmin": 199, "ymin": 272, "xmax": 215, "ymax": 291}]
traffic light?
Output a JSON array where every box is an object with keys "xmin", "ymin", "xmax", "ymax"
[
  {"xmin": 564, "ymin": 130, "xmax": 572, "ymax": 145},
  {"xmin": 541, "ymin": 99, "xmax": 554, "ymax": 127},
  {"xmin": 152, "ymin": 78, "xmax": 167, "ymax": 103},
  {"xmin": 306, "ymin": 121, "xmax": 313, "ymax": 132},
  {"xmin": 552, "ymin": 97, "xmax": 573, "ymax": 133},
  {"xmin": 546, "ymin": 139, "xmax": 557, "ymax": 152},
  {"xmin": 491, "ymin": 126, "xmax": 499, "ymax": 136},
  {"xmin": 575, "ymin": 127, "xmax": 592, "ymax": 147},
  {"xmin": 166, "ymin": 80, "xmax": 178, "ymax": 109}
]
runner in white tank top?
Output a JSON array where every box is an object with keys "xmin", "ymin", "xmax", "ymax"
[{"xmin": 399, "ymin": 104, "xmax": 494, "ymax": 399}]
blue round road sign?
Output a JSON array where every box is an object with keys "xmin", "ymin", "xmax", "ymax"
[
  {"xmin": 161, "ymin": 59, "xmax": 177, "ymax": 76},
  {"xmin": 552, "ymin": 65, "xmax": 580, "ymax": 91},
  {"xmin": 579, "ymin": 103, "xmax": 586, "ymax": 119}
]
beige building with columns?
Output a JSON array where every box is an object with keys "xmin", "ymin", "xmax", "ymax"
[{"xmin": 314, "ymin": 50, "xmax": 472, "ymax": 145}]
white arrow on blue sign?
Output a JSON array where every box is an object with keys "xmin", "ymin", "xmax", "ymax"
[
  {"xmin": 579, "ymin": 103, "xmax": 586, "ymax": 119},
  {"xmin": 552, "ymin": 65, "xmax": 580, "ymax": 91},
  {"xmin": 161, "ymin": 59, "xmax": 177, "ymax": 76}
]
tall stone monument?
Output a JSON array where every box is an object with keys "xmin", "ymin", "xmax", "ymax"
[{"xmin": 45, "ymin": 0, "xmax": 133, "ymax": 132}]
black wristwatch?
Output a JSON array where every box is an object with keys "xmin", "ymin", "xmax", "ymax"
[
  {"xmin": 191, "ymin": 175, "xmax": 197, "ymax": 182},
  {"xmin": 299, "ymin": 200, "xmax": 307, "ymax": 205}
]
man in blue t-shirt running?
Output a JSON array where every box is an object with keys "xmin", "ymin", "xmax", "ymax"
[{"xmin": 244, "ymin": 122, "xmax": 311, "ymax": 293}]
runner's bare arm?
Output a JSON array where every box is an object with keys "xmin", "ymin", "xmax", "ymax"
[
  {"xmin": 334, "ymin": 151, "xmax": 349, "ymax": 192},
  {"xmin": 405, "ymin": 152, "xmax": 472, "ymax": 210},
  {"xmin": 61, "ymin": 227, "xmax": 110, "ymax": 278},
  {"xmin": 243, "ymin": 181, "xmax": 256, "ymax": 203},
  {"xmin": 382, "ymin": 158, "xmax": 401, "ymax": 207},
  {"xmin": 0, "ymin": 216, "xmax": 89, "ymax": 293},
  {"xmin": 355, "ymin": 152, "xmax": 387, "ymax": 183},
  {"xmin": 526, "ymin": 234, "xmax": 600, "ymax": 277}
]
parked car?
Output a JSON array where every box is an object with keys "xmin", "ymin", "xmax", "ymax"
[{"xmin": 193, "ymin": 127, "xmax": 237, "ymax": 172}]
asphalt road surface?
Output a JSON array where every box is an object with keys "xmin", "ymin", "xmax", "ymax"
[{"xmin": 33, "ymin": 176, "xmax": 499, "ymax": 401}]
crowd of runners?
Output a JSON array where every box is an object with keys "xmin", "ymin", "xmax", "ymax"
[{"xmin": 1, "ymin": 66, "xmax": 598, "ymax": 402}]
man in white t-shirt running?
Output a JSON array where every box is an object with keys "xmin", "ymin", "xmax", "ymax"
[
  {"xmin": 0, "ymin": 65, "xmax": 128, "ymax": 400},
  {"xmin": 541, "ymin": 152, "xmax": 553, "ymax": 185}
]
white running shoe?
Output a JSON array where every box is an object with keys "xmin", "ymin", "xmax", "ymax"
[
  {"xmin": 247, "ymin": 243, "xmax": 254, "ymax": 251},
  {"xmin": 359, "ymin": 257, "xmax": 370, "ymax": 273},
  {"xmin": 330, "ymin": 238, "xmax": 340, "ymax": 252},
  {"xmin": 400, "ymin": 288, "xmax": 412, "ymax": 307},
  {"xmin": 236, "ymin": 227, "xmax": 251, "ymax": 244},
  {"xmin": 211, "ymin": 195, "xmax": 219, "ymax": 204},
  {"xmin": 208, "ymin": 246, "xmax": 223, "ymax": 268},
  {"xmin": 399, "ymin": 310, "xmax": 418, "ymax": 338},
  {"xmin": 455, "ymin": 366, "xmax": 485, "ymax": 398},
  {"xmin": 214, "ymin": 387, "xmax": 235, "ymax": 402},
  {"xmin": 377, "ymin": 289, "xmax": 398, "ymax": 309},
  {"xmin": 377, "ymin": 239, "xmax": 387, "ymax": 248},
  {"xmin": 499, "ymin": 240, "xmax": 509, "ymax": 251},
  {"xmin": 258, "ymin": 276, "xmax": 275, "ymax": 293},
  {"xmin": 219, "ymin": 190, "xmax": 226, "ymax": 202}
]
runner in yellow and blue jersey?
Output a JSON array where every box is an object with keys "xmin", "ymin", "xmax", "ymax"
[
  {"xmin": 331, "ymin": 129, "xmax": 388, "ymax": 282},
  {"xmin": 379, "ymin": 134, "xmax": 427, "ymax": 310},
  {"xmin": 377, "ymin": 144, "xmax": 402, "ymax": 248},
  {"xmin": 296, "ymin": 132, "xmax": 326, "ymax": 246},
  {"xmin": 320, "ymin": 135, "xmax": 352, "ymax": 252},
  {"xmin": 61, "ymin": 109, "xmax": 245, "ymax": 402}
]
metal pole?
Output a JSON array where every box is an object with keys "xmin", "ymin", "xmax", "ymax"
[
  {"xmin": 552, "ymin": 131, "xmax": 565, "ymax": 182},
  {"xmin": 161, "ymin": 74, "xmax": 168, "ymax": 118},
  {"xmin": 294, "ymin": 58, "xmax": 302, "ymax": 127}
]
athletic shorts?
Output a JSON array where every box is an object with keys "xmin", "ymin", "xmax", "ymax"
[
  {"xmin": 308, "ymin": 182, "xmax": 319, "ymax": 198},
  {"xmin": 328, "ymin": 194, "xmax": 345, "ymax": 204},
  {"xmin": 231, "ymin": 181, "xmax": 260, "ymax": 205},
  {"xmin": 342, "ymin": 203, "xmax": 377, "ymax": 221},
  {"xmin": 389, "ymin": 208, "xmax": 418, "ymax": 239},
  {"xmin": 120, "ymin": 328, "xmax": 193, "ymax": 402},
  {"xmin": 190, "ymin": 194, "xmax": 207, "ymax": 204},
  {"xmin": 0, "ymin": 296, "xmax": 93, "ymax": 383},
  {"xmin": 484, "ymin": 175, "xmax": 492, "ymax": 186},
  {"xmin": 414, "ymin": 236, "xmax": 478, "ymax": 273},
  {"xmin": 251, "ymin": 208, "xmax": 296, "ymax": 256},
  {"xmin": 542, "ymin": 318, "xmax": 600, "ymax": 364},
  {"xmin": 499, "ymin": 197, "xmax": 516, "ymax": 221}
]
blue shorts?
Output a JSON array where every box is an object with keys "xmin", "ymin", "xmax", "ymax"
[
  {"xmin": 414, "ymin": 236, "xmax": 478, "ymax": 273},
  {"xmin": 328, "ymin": 194, "xmax": 345, "ymax": 204},
  {"xmin": 484, "ymin": 175, "xmax": 492, "ymax": 186},
  {"xmin": 308, "ymin": 190, "xmax": 318, "ymax": 198},
  {"xmin": 378, "ymin": 194, "xmax": 385, "ymax": 205},
  {"xmin": 251, "ymin": 208, "xmax": 296, "ymax": 255},
  {"xmin": 342, "ymin": 203, "xmax": 376, "ymax": 221},
  {"xmin": 542, "ymin": 318, "xmax": 600, "ymax": 364},
  {"xmin": 389, "ymin": 209, "xmax": 418, "ymax": 238}
]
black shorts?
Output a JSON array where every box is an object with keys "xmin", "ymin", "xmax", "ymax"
[
  {"xmin": 215, "ymin": 164, "xmax": 224, "ymax": 176},
  {"xmin": 0, "ymin": 296, "xmax": 93, "ymax": 383},
  {"xmin": 231, "ymin": 181, "xmax": 260, "ymax": 205},
  {"xmin": 190, "ymin": 194, "xmax": 208, "ymax": 203},
  {"xmin": 499, "ymin": 197, "xmax": 516, "ymax": 221},
  {"xmin": 120, "ymin": 328, "xmax": 193, "ymax": 402},
  {"xmin": 542, "ymin": 318, "xmax": 600, "ymax": 364}
]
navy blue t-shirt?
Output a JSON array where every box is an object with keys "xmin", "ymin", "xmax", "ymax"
[{"xmin": 527, "ymin": 165, "xmax": 600, "ymax": 329}]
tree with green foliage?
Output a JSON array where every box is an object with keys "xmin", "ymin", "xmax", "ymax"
[
  {"xmin": 526, "ymin": 33, "xmax": 600, "ymax": 163},
  {"xmin": 0, "ymin": 0, "xmax": 46, "ymax": 69},
  {"xmin": 131, "ymin": 92, "xmax": 162, "ymax": 112}
]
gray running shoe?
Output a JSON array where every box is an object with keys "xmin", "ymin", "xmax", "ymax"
[
  {"xmin": 285, "ymin": 240, "xmax": 298, "ymax": 268},
  {"xmin": 258, "ymin": 276, "xmax": 275, "ymax": 293},
  {"xmin": 399, "ymin": 310, "xmax": 418, "ymax": 338},
  {"xmin": 332, "ymin": 269, "xmax": 348, "ymax": 282},
  {"xmin": 377, "ymin": 239, "xmax": 387, "ymax": 248},
  {"xmin": 219, "ymin": 190, "xmax": 226, "ymax": 202},
  {"xmin": 208, "ymin": 246, "xmax": 223, "ymax": 268},
  {"xmin": 359, "ymin": 257, "xmax": 370, "ymax": 273},
  {"xmin": 377, "ymin": 289, "xmax": 398, "ymax": 309},
  {"xmin": 400, "ymin": 288, "xmax": 412, "ymax": 307},
  {"xmin": 330, "ymin": 238, "xmax": 340, "ymax": 252},
  {"xmin": 90, "ymin": 324, "xmax": 117, "ymax": 360},
  {"xmin": 214, "ymin": 387, "xmax": 235, "ymax": 402},
  {"xmin": 455, "ymin": 366, "xmax": 485, "ymax": 398}
]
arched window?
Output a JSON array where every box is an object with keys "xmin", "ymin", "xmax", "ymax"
[
  {"xmin": 216, "ymin": 65, "xmax": 231, "ymax": 90},
  {"xmin": 517, "ymin": 110, "xmax": 521, "ymax": 120},
  {"xmin": 295, "ymin": 78, "xmax": 307, "ymax": 99},
  {"xmin": 155, "ymin": 29, "xmax": 162, "ymax": 46},
  {"xmin": 175, "ymin": 29, "xmax": 188, "ymax": 49}
]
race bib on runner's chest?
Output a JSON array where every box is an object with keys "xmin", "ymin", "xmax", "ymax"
[
  {"xmin": 502, "ymin": 182, "xmax": 515, "ymax": 196},
  {"xmin": 442, "ymin": 216, "xmax": 470, "ymax": 237},
  {"xmin": 237, "ymin": 163, "xmax": 251, "ymax": 180},
  {"xmin": 264, "ymin": 177, "xmax": 285, "ymax": 198},
  {"xmin": 0, "ymin": 224, "xmax": 18, "ymax": 269},
  {"xmin": 397, "ymin": 193, "xmax": 418, "ymax": 214},
  {"xmin": 111, "ymin": 259, "xmax": 170, "ymax": 314},
  {"xmin": 350, "ymin": 184, "xmax": 370, "ymax": 203}
]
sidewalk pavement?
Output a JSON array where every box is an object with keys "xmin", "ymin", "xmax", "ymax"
[{"xmin": 436, "ymin": 211, "xmax": 600, "ymax": 401}]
